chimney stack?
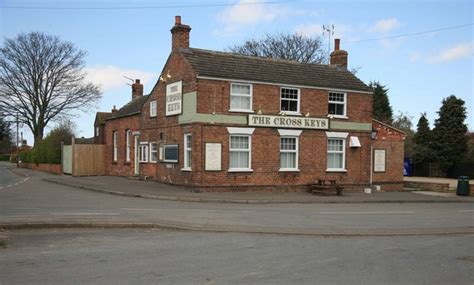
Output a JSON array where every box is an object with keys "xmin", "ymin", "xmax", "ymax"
[
  {"xmin": 112, "ymin": 105, "xmax": 117, "ymax": 113},
  {"xmin": 132, "ymin": 79, "xmax": 143, "ymax": 100},
  {"xmin": 171, "ymin": 15, "xmax": 191, "ymax": 52},
  {"xmin": 330, "ymin": 38, "xmax": 348, "ymax": 69}
]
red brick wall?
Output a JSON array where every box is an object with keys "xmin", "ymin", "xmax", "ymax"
[
  {"xmin": 104, "ymin": 115, "xmax": 141, "ymax": 177},
  {"xmin": 372, "ymin": 121, "xmax": 405, "ymax": 191},
  {"xmin": 196, "ymin": 79, "xmax": 372, "ymax": 123},
  {"xmin": 20, "ymin": 162, "xmax": 61, "ymax": 175}
]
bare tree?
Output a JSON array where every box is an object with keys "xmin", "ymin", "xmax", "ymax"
[
  {"xmin": 228, "ymin": 33, "xmax": 326, "ymax": 64},
  {"xmin": 0, "ymin": 32, "xmax": 101, "ymax": 146}
]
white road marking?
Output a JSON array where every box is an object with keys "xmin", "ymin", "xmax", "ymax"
[
  {"xmin": 49, "ymin": 212, "xmax": 121, "ymax": 216},
  {"xmin": 122, "ymin": 208, "xmax": 220, "ymax": 212},
  {"xmin": 319, "ymin": 211, "xmax": 415, "ymax": 215},
  {"xmin": 459, "ymin": 210, "xmax": 474, "ymax": 213}
]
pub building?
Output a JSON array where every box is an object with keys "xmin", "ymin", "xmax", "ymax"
[{"xmin": 95, "ymin": 16, "xmax": 405, "ymax": 192}]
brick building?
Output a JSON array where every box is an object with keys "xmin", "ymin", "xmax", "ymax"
[{"xmin": 96, "ymin": 16, "xmax": 404, "ymax": 192}]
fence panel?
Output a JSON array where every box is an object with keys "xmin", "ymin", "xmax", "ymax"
[
  {"xmin": 62, "ymin": 145, "xmax": 73, "ymax": 174},
  {"xmin": 72, "ymin": 144, "xmax": 105, "ymax": 176}
]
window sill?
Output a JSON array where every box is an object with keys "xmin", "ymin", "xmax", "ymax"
[
  {"xmin": 228, "ymin": 169, "xmax": 253, "ymax": 173},
  {"xmin": 326, "ymin": 169, "xmax": 347, "ymax": 173},
  {"xmin": 150, "ymin": 115, "xmax": 157, "ymax": 118},
  {"xmin": 328, "ymin": 115, "xmax": 348, "ymax": 120},
  {"xmin": 229, "ymin": 109, "xmax": 254, "ymax": 113},
  {"xmin": 150, "ymin": 160, "xmax": 158, "ymax": 164},
  {"xmin": 163, "ymin": 160, "xmax": 178, "ymax": 164},
  {"xmin": 181, "ymin": 168, "xmax": 192, "ymax": 172},
  {"xmin": 280, "ymin": 111, "xmax": 302, "ymax": 116},
  {"xmin": 279, "ymin": 169, "xmax": 300, "ymax": 172}
]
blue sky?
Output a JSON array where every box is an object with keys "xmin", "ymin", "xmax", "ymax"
[{"xmin": 1, "ymin": 0, "xmax": 473, "ymax": 144}]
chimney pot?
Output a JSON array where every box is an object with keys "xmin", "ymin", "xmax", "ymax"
[
  {"xmin": 175, "ymin": 15, "xmax": 181, "ymax": 25},
  {"xmin": 334, "ymin": 39, "xmax": 340, "ymax": 51},
  {"xmin": 135, "ymin": 79, "xmax": 140, "ymax": 84}
]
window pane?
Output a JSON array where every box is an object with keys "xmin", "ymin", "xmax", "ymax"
[
  {"xmin": 336, "ymin": 104, "xmax": 344, "ymax": 115},
  {"xmin": 280, "ymin": 152, "xmax": 296, "ymax": 168},
  {"xmin": 328, "ymin": 153, "xmax": 343, "ymax": 169},
  {"xmin": 230, "ymin": 152, "xmax": 239, "ymax": 168},
  {"xmin": 230, "ymin": 95, "xmax": 240, "ymax": 109}
]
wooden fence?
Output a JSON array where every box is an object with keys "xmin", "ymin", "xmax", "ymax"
[{"xmin": 62, "ymin": 143, "xmax": 105, "ymax": 176}]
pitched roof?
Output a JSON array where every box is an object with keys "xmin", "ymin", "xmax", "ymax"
[
  {"xmin": 107, "ymin": 95, "xmax": 149, "ymax": 120},
  {"xmin": 181, "ymin": 48, "xmax": 372, "ymax": 93},
  {"xmin": 95, "ymin": 112, "xmax": 111, "ymax": 125}
]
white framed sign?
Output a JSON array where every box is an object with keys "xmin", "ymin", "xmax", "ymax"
[
  {"xmin": 374, "ymin": 149, "xmax": 386, "ymax": 172},
  {"xmin": 248, "ymin": 114, "xmax": 328, "ymax": 130},
  {"xmin": 166, "ymin": 80, "xmax": 182, "ymax": 116},
  {"xmin": 205, "ymin": 143, "xmax": 222, "ymax": 171}
]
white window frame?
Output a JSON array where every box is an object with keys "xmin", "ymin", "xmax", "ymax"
[
  {"xmin": 183, "ymin": 134, "xmax": 192, "ymax": 171},
  {"xmin": 113, "ymin": 131, "xmax": 118, "ymax": 162},
  {"xmin": 278, "ymin": 129, "xmax": 302, "ymax": 172},
  {"xmin": 96, "ymin": 126, "xmax": 99, "ymax": 137},
  {"xmin": 229, "ymin": 82, "xmax": 253, "ymax": 113},
  {"xmin": 280, "ymin": 87, "xmax": 301, "ymax": 115},
  {"xmin": 125, "ymin": 130, "xmax": 131, "ymax": 162},
  {"xmin": 150, "ymin": 100, "xmax": 157, "ymax": 117},
  {"xmin": 279, "ymin": 136, "xmax": 299, "ymax": 171},
  {"xmin": 325, "ymin": 132, "xmax": 348, "ymax": 172},
  {"xmin": 229, "ymin": 135, "xmax": 252, "ymax": 172},
  {"xmin": 163, "ymin": 144, "xmax": 179, "ymax": 163},
  {"xmin": 149, "ymin": 142, "xmax": 158, "ymax": 163},
  {"xmin": 139, "ymin": 143, "xmax": 149, "ymax": 163},
  {"xmin": 328, "ymin": 91, "xmax": 347, "ymax": 118}
]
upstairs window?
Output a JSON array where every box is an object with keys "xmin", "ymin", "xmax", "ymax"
[
  {"xmin": 150, "ymin": 100, "xmax": 157, "ymax": 117},
  {"xmin": 280, "ymin": 87, "xmax": 300, "ymax": 114},
  {"xmin": 230, "ymin": 83, "xmax": 252, "ymax": 112},
  {"xmin": 328, "ymin": 92, "xmax": 347, "ymax": 117}
]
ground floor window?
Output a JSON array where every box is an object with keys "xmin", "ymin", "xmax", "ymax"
[
  {"xmin": 229, "ymin": 135, "xmax": 251, "ymax": 171},
  {"xmin": 149, "ymin": 142, "xmax": 157, "ymax": 163},
  {"xmin": 280, "ymin": 137, "xmax": 298, "ymax": 170},
  {"xmin": 183, "ymin": 134, "xmax": 192, "ymax": 170},
  {"xmin": 163, "ymin": 144, "xmax": 178, "ymax": 163},
  {"xmin": 139, "ymin": 143, "xmax": 148, "ymax": 163},
  {"xmin": 113, "ymin": 131, "xmax": 118, "ymax": 162},
  {"xmin": 327, "ymin": 138, "xmax": 345, "ymax": 171}
]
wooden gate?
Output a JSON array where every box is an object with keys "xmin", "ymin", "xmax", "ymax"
[
  {"xmin": 62, "ymin": 142, "xmax": 106, "ymax": 176},
  {"xmin": 62, "ymin": 145, "xmax": 73, "ymax": 174}
]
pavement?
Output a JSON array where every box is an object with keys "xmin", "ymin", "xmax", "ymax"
[
  {"xmin": 404, "ymin": 176, "xmax": 474, "ymax": 189},
  {"xmin": 2, "ymin": 163, "xmax": 474, "ymax": 236},
  {"xmin": 39, "ymin": 171, "xmax": 474, "ymax": 204}
]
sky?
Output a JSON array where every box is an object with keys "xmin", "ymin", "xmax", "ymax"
[{"xmin": 1, "ymin": 0, "xmax": 473, "ymax": 144}]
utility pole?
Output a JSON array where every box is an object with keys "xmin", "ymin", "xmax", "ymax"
[{"xmin": 322, "ymin": 24, "xmax": 335, "ymax": 64}]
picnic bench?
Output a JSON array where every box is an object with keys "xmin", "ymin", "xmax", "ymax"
[{"xmin": 309, "ymin": 179, "xmax": 344, "ymax": 196}]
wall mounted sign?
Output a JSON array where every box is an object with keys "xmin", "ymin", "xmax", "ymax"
[
  {"xmin": 166, "ymin": 80, "xmax": 182, "ymax": 116},
  {"xmin": 248, "ymin": 114, "xmax": 329, "ymax": 130},
  {"xmin": 374, "ymin": 149, "xmax": 386, "ymax": 172},
  {"xmin": 205, "ymin": 143, "xmax": 222, "ymax": 171}
]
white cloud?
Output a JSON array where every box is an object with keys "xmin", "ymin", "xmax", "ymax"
[
  {"xmin": 369, "ymin": 18, "xmax": 400, "ymax": 33},
  {"xmin": 295, "ymin": 23, "xmax": 324, "ymax": 37},
  {"xmin": 409, "ymin": 52, "xmax": 421, "ymax": 63},
  {"xmin": 428, "ymin": 42, "xmax": 474, "ymax": 64},
  {"xmin": 216, "ymin": 0, "xmax": 288, "ymax": 34},
  {"xmin": 85, "ymin": 65, "xmax": 155, "ymax": 92}
]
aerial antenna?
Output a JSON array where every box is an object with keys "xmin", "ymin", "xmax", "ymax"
[
  {"xmin": 322, "ymin": 24, "xmax": 335, "ymax": 64},
  {"xmin": 123, "ymin": 75, "xmax": 134, "ymax": 86}
]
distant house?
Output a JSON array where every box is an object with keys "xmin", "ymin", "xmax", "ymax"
[{"xmin": 94, "ymin": 16, "xmax": 405, "ymax": 192}]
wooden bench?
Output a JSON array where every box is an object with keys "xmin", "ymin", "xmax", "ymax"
[{"xmin": 309, "ymin": 179, "xmax": 343, "ymax": 196}]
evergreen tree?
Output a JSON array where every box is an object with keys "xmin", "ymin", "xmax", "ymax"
[
  {"xmin": 432, "ymin": 95, "xmax": 468, "ymax": 174},
  {"xmin": 369, "ymin": 81, "xmax": 393, "ymax": 124},
  {"xmin": 412, "ymin": 113, "xmax": 433, "ymax": 165},
  {"xmin": 392, "ymin": 112, "xmax": 414, "ymax": 158}
]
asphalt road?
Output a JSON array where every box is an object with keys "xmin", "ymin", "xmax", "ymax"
[
  {"xmin": 0, "ymin": 162, "xmax": 27, "ymax": 190},
  {"xmin": 1, "ymin": 229, "xmax": 473, "ymax": 285},
  {"xmin": 0, "ymin": 165, "xmax": 473, "ymax": 235}
]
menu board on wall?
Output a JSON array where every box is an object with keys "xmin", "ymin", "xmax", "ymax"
[
  {"xmin": 374, "ymin": 149, "xmax": 386, "ymax": 172},
  {"xmin": 205, "ymin": 143, "xmax": 222, "ymax": 171}
]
